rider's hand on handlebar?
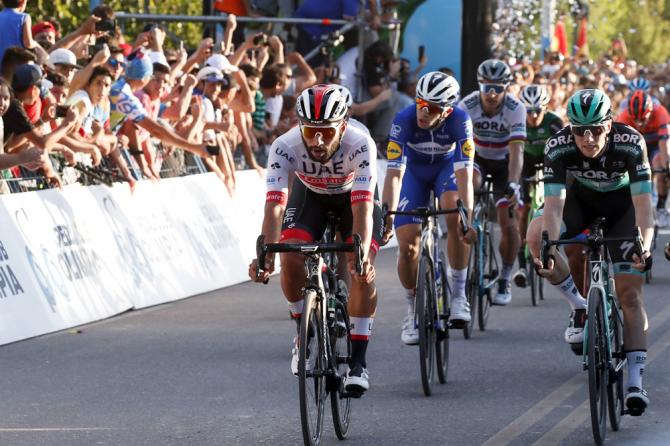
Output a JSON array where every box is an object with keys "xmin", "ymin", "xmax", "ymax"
[
  {"xmin": 533, "ymin": 254, "xmax": 555, "ymax": 278},
  {"xmin": 248, "ymin": 256, "xmax": 274, "ymax": 283},
  {"xmin": 381, "ymin": 214, "xmax": 394, "ymax": 245},
  {"xmin": 632, "ymin": 250, "xmax": 652, "ymax": 272},
  {"xmin": 349, "ymin": 259, "xmax": 375, "ymax": 284},
  {"xmin": 505, "ymin": 181, "xmax": 521, "ymax": 207},
  {"xmin": 458, "ymin": 221, "xmax": 477, "ymax": 244}
]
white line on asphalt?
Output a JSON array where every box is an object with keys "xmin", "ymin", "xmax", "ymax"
[
  {"xmin": 531, "ymin": 325, "xmax": 670, "ymax": 445},
  {"xmin": 482, "ymin": 301, "xmax": 670, "ymax": 446},
  {"xmin": 0, "ymin": 427, "xmax": 115, "ymax": 432}
]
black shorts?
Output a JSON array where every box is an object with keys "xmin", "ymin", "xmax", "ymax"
[
  {"xmin": 280, "ymin": 180, "xmax": 384, "ymax": 254},
  {"xmin": 474, "ymin": 155, "xmax": 509, "ymax": 206},
  {"xmin": 562, "ymin": 184, "xmax": 640, "ymax": 273},
  {"xmin": 521, "ymin": 152, "xmax": 544, "ymax": 205}
]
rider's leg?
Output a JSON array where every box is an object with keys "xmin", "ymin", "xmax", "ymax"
[
  {"xmin": 347, "ymin": 249, "xmax": 378, "ymax": 369},
  {"xmin": 279, "ymin": 246, "xmax": 311, "ymax": 329},
  {"xmin": 441, "ymin": 191, "xmax": 469, "ymax": 294}
]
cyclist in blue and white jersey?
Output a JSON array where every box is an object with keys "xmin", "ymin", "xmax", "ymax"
[
  {"xmin": 381, "ymin": 71, "xmax": 476, "ymax": 345},
  {"xmin": 458, "ymin": 59, "xmax": 527, "ymax": 305}
]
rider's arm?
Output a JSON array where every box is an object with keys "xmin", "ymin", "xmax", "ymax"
[
  {"xmin": 656, "ymin": 106, "xmax": 670, "ymax": 169},
  {"xmin": 381, "ymin": 112, "xmax": 410, "ymax": 211},
  {"xmin": 262, "ymin": 138, "xmax": 295, "ymax": 243},
  {"xmin": 350, "ymin": 134, "xmax": 378, "ymax": 257},
  {"xmin": 629, "ymin": 138, "xmax": 654, "ymax": 251},
  {"xmin": 452, "ymin": 110, "xmax": 476, "ymax": 220},
  {"xmin": 542, "ymin": 137, "xmax": 568, "ymax": 247},
  {"xmin": 507, "ymin": 101, "xmax": 527, "ymax": 184}
]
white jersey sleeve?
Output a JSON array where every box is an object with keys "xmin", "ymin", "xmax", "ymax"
[
  {"xmin": 265, "ymin": 135, "xmax": 298, "ymax": 206},
  {"xmin": 345, "ymin": 130, "xmax": 377, "ymax": 204}
]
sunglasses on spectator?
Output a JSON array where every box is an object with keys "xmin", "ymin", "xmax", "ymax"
[
  {"xmin": 479, "ymin": 83, "xmax": 506, "ymax": 95},
  {"xmin": 570, "ymin": 124, "xmax": 607, "ymax": 137},
  {"xmin": 108, "ymin": 59, "xmax": 126, "ymax": 69},
  {"xmin": 415, "ymin": 98, "xmax": 450, "ymax": 115},
  {"xmin": 300, "ymin": 123, "xmax": 340, "ymax": 140}
]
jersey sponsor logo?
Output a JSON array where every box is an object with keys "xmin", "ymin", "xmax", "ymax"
[
  {"xmin": 612, "ymin": 133, "xmax": 640, "ymax": 145},
  {"xmin": 354, "ymin": 175, "xmax": 372, "ymax": 184},
  {"xmin": 546, "ymin": 134, "xmax": 573, "ymax": 149},
  {"xmin": 266, "ymin": 191, "xmax": 287, "ymax": 205},
  {"xmin": 274, "ymin": 147, "xmax": 295, "ymax": 163},
  {"xmin": 359, "ymin": 160, "xmax": 370, "ymax": 168},
  {"xmin": 636, "ymin": 163, "xmax": 650, "ymax": 171},
  {"xmin": 301, "ymin": 160, "xmax": 345, "ymax": 175},
  {"xmin": 474, "ymin": 120, "xmax": 508, "ymax": 132},
  {"xmin": 463, "ymin": 119, "xmax": 474, "ymax": 137},
  {"xmin": 297, "ymin": 173, "xmax": 354, "ymax": 187},
  {"xmin": 266, "ymin": 176, "xmax": 279, "ymax": 184},
  {"xmin": 397, "ymin": 196, "xmax": 410, "ymax": 211},
  {"xmin": 387, "ymin": 141, "xmax": 402, "ymax": 159},
  {"xmin": 461, "ymin": 139, "xmax": 475, "ymax": 158},
  {"xmin": 544, "ymin": 166, "xmax": 554, "ymax": 175},
  {"xmin": 348, "ymin": 145, "xmax": 368, "ymax": 162},
  {"xmin": 619, "ymin": 241, "xmax": 635, "ymax": 260},
  {"xmin": 351, "ymin": 190, "xmax": 373, "ymax": 204},
  {"xmin": 390, "ymin": 123, "xmax": 402, "ymax": 139},
  {"xmin": 283, "ymin": 207, "xmax": 296, "ymax": 224},
  {"xmin": 570, "ymin": 169, "xmax": 625, "ymax": 181},
  {"xmin": 269, "ymin": 162, "xmax": 281, "ymax": 169}
]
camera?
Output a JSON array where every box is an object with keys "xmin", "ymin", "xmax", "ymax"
[
  {"xmin": 253, "ymin": 34, "xmax": 269, "ymax": 46},
  {"xmin": 95, "ymin": 19, "xmax": 116, "ymax": 33},
  {"xmin": 55, "ymin": 105, "xmax": 69, "ymax": 118}
]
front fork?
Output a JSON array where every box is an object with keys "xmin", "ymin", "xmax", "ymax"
[{"xmin": 581, "ymin": 261, "xmax": 615, "ymax": 373}]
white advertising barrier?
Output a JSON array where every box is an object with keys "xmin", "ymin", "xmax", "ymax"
[{"xmin": 0, "ymin": 161, "xmax": 392, "ymax": 345}]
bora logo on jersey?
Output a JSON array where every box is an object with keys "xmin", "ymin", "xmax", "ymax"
[{"xmin": 387, "ymin": 141, "xmax": 402, "ymax": 159}]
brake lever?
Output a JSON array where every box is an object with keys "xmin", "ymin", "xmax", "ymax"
[
  {"xmin": 255, "ymin": 235, "xmax": 269, "ymax": 284},
  {"xmin": 540, "ymin": 231, "xmax": 550, "ymax": 271},
  {"xmin": 353, "ymin": 234, "xmax": 363, "ymax": 275},
  {"xmin": 456, "ymin": 199, "xmax": 469, "ymax": 235}
]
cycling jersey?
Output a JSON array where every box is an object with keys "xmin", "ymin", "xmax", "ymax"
[
  {"xmin": 525, "ymin": 111, "xmax": 564, "ymax": 157},
  {"xmin": 386, "ymin": 105, "xmax": 474, "ymax": 170},
  {"xmin": 265, "ymin": 125, "xmax": 377, "ymax": 206},
  {"xmin": 615, "ymin": 103, "xmax": 670, "ymax": 151},
  {"xmin": 457, "ymin": 92, "xmax": 526, "ymax": 160},
  {"xmin": 386, "ymin": 105, "xmax": 474, "ymax": 227},
  {"xmin": 544, "ymin": 123, "xmax": 652, "ymax": 197},
  {"xmin": 109, "ymin": 78, "xmax": 147, "ymax": 130}
]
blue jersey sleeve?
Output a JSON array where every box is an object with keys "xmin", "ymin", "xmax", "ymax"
[
  {"xmin": 449, "ymin": 108, "xmax": 475, "ymax": 170},
  {"xmin": 386, "ymin": 105, "xmax": 415, "ymax": 170}
]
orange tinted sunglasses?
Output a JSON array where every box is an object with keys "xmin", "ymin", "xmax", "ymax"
[
  {"xmin": 300, "ymin": 124, "xmax": 339, "ymax": 140},
  {"xmin": 416, "ymin": 98, "xmax": 449, "ymax": 115}
]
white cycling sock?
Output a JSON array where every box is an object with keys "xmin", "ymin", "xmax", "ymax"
[
  {"xmin": 555, "ymin": 275, "xmax": 587, "ymax": 310},
  {"xmin": 448, "ymin": 266, "xmax": 468, "ymax": 298},
  {"xmin": 287, "ymin": 299, "xmax": 304, "ymax": 319},
  {"xmin": 626, "ymin": 350, "xmax": 647, "ymax": 389},
  {"xmin": 501, "ymin": 263, "xmax": 514, "ymax": 282},
  {"xmin": 405, "ymin": 289, "xmax": 415, "ymax": 315}
]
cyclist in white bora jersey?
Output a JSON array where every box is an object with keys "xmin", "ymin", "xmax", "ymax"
[{"xmin": 457, "ymin": 59, "xmax": 527, "ymax": 305}]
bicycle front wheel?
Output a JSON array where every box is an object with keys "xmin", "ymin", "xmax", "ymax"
[
  {"xmin": 330, "ymin": 300, "xmax": 352, "ymax": 439},
  {"xmin": 435, "ymin": 251, "xmax": 450, "ymax": 384},
  {"xmin": 607, "ymin": 292, "xmax": 624, "ymax": 432},
  {"xmin": 417, "ymin": 254, "xmax": 436, "ymax": 396},
  {"xmin": 478, "ymin": 223, "xmax": 494, "ymax": 331},
  {"xmin": 528, "ymin": 255, "xmax": 537, "ymax": 307},
  {"xmin": 299, "ymin": 290, "xmax": 327, "ymax": 446},
  {"xmin": 464, "ymin": 236, "xmax": 479, "ymax": 339},
  {"xmin": 587, "ymin": 286, "xmax": 608, "ymax": 446}
]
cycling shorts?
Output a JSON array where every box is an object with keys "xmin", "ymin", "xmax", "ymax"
[
  {"xmin": 281, "ymin": 180, "xmax": 383, "ymax": 254},
  {"xmin": 394, "ymin": 160, "xmax": 457, "ymax": 228},
  {"xmin": 474, "ymin": 155, "xmax": 509, "ymax": 207}
]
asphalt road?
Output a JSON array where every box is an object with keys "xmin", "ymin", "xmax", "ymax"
[{"xmin": 1, "ymin": 234, "xmax": 670, "ymax": 446}]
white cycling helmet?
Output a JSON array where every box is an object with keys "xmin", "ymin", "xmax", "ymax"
[
  {"xmin": 416, "ymin": 71, "xmax": 460, "ymax": 106},
  {"xmin": 519, "ymin": 84, "xmax": 550, "ymax": 110},
  {"xmin": 334, "ymin": 85, "xmax": 353, "ymax": 107},
  {"xmin": 296, "ymin": 84, "xmax": 348, "ymax": 124},
  {"xmin": 477, "ymin": 59, "xmax": 513, "ymax": 84}
]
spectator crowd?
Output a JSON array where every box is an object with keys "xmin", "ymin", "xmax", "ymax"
[{"xmin": 0, "ymin": 0, "xmax": 667, "ymax": 196}]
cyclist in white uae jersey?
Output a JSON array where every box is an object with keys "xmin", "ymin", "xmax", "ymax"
[
  {"xmin": 249, "ymin": 85, "xmax": 382, "ymax": 396},
  {"xmin": 457, "ymin": 59, "xmax": 526, "ymax": 306}
]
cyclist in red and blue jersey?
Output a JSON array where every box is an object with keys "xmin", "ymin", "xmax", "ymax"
[{"xmin": 381, "ymin": 71, "xmax": 476, "ymax": 345}]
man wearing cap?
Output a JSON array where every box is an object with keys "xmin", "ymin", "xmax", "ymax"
[
  {"xmin": 109, "ymin": 51, "xmax": 210, "ymax": 161},
  {"xmin": 32, "ymin": 21, "xmax": 57, "ymax": 47},
  {"xmin": 3, "ymin": 64, "xmax": 79, "ymax": 185},
  {"xmin": 193, "ymin": 66, "xmax": 237, "ymax": 191},
  {"xmin": 48, "ymin": 48, "xmax": 81, "ymax": 84}
]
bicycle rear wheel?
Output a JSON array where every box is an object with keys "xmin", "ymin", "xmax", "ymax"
[
  {"xmin": 607, "ymin": 292, "xmax": 624, "ymax": 432},
  {"xmin": 528, "ymin": 255, "xmax": 537, "ymax": 307},
  {"xmin": 435, "ymin": 251, "xmax": 450, "ymax": 384},
  {"xmin": 330, "ymin": 301, "xmax": 352, "ymax": 440},
  {"xmin": 464, "ymin": 236, "xmax": 479, "ymax": 339},
  {"xmin": 299, "ymin": 291, "xmax": 327, "ymax": 446},
  {"xmin": 417, "ymin": 254, "xmax": 436, "ymax": 396},
  {"xmin": 587, "ymin": 286, "xmax": 608, "ymax": 446}
]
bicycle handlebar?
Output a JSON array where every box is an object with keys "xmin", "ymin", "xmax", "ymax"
[
  {"xmin": 382, "ymin": 199, "xmax": 469, "ymax": 235},
  {"xmin": 255, "ymin": 234, "xmax": 364, "ymax": 284},
  {"xmin": 539, "ymin": 217, "xmax": 644, "ymax": 270}
]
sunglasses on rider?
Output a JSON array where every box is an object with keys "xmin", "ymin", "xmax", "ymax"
[
  {"xmin": 300, "ymin": 123, "xmax": 340, "ymax": 140},
  {"xmin": 570, "ymin": 124, "xmax": 607, "ymax": 137},
  {"xmin": 479, "ymin": 83, "xmax": 506, "ymax": 95},
  {"xmin": 526, "ymin": 107, "xmax": 544, "ymax": 115},
  {"xmin": 415, "ymin": 97, "xmax": 450, "ymax": 115}
]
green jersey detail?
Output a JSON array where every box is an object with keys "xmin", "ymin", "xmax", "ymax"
[{"xmin": 525, "ymin": 111, "xmax": 564, "ymax": 156}]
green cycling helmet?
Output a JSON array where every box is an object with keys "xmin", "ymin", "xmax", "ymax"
[{"xmin": 566, "ymin": 89, "xmax": 612, "ymax": 125}]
